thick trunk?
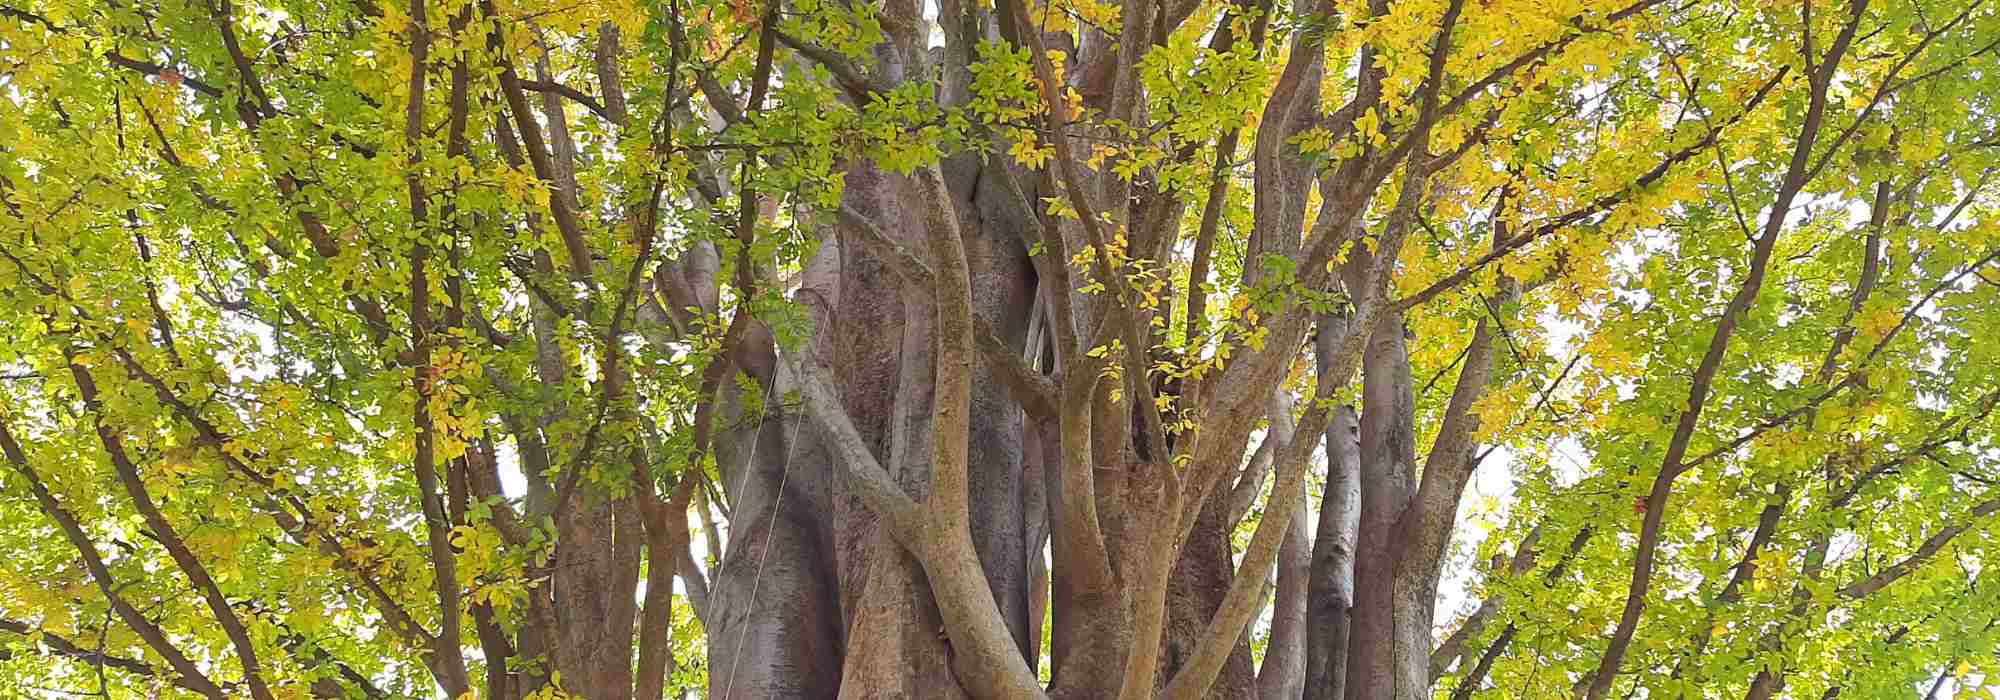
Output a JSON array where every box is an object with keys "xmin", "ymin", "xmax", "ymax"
[
  {"xmin": 1303, "ymin": 408, "xmax": 1359, "ymax": 700},
  {"xmin": 1047, "ymin": 584, "xmax": 1131, "ymax": 699},
  {"xmin": 832, "ymin": 167, "xmax": 912, "ymax": 636},
  {"xmin": 709, "ymin": 252, "xmax": 846, "ymax": 699},
  {"xmin": 1044, "ymin": 406, "xmax": 1131, "ymax": 700},
  {"xmin": 553, "ymin": 494, "xmax": 643, "ymax": 700},
  {"xmin": 707, "ymin": 383, "xmax": 845, "ymax": 700},
  {"xmin": 832, "ymin": 166, "xmax": 958, "ymax": 698},
  {"xmin": 846, "ymin": 223, "xmax": 955, "ymax": 696},
  {"xmin": 1265, "ymin": 551, "xmax": 1313, "ymax": 697},
  {"xmin": 834, "ymin": 156, "xmax": 1039, "ymax": 695},
  {"xmin": 838, "ymin": 546, "xmax": 964, "ymax": 699},
  {"xmin": 959, "ymin": 156, "xmax": 1040, "ymax": 659},
  {"xmin": 1343, "ymin": 309, "xmax": 1423, "ymax": 700},
  {"xmin": 1163, "ymin": 483, "xmax": 1258, "ymax": 699}
]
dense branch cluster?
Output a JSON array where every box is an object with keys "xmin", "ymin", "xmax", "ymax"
[{"xmin": 0, "ymin": 0, "xmax": 1997, "ymax": 697}]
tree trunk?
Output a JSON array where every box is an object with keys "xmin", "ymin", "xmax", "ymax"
[
  {"xmin": 1164, "ymin": 483, "xmax": 1258, "ymax": 699},
  {"xmin": 707, "ymin": 369, "xmax": 845, "ymax": 699},
  {"xmin": 1344, "ymin": 308, "xmax": 1423, "ymax": 700},
  {"xmin": 708, "ymin": 252, "xmax": 846, "ymax": 700},
  {"xmin": 1258, "ymin": 392, "xmax": 1308, "ymax": 700},
  {"xmin": 830, "ymin": 149, "xmax": 1040, "ymax": 696},
  {"xmin": 1304, "ymin": 403, "xmax": 1360, "ymax": 700},
  {"xmin": 553, "ymin": 494, "xmax": 642, "ymax": 700},
  {"xmin": 956, "ymin": 152, "xmax": 1040, "ymax": 661},
  {"xmin": 830, "ymin": 165, "xmax": 959, "ymax": 699}
]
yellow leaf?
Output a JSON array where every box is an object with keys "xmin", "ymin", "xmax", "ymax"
[
  {"xmin": 379, "ymin": 3, "xmax": 408, "ymax": 34},
  {"xmin": 1087, "ymin": 143, "xmax": 1114, "ymax": 169}
]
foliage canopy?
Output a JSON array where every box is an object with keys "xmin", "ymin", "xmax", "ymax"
[{"xmin": 1, "ymin": 0, "xmax": 1998, "ymax": 697}]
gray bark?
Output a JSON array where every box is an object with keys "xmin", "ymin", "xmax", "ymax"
[
  {"xmin": 708, "ymin": 253, "xmax": 845, "ymax": 700},
  {"xmin": 1164, "ymin": 482, "xmax": 1259, "ymax": 699},
  {"xmin": 1257, "ymin": 392, "xmax": 1308, "ymax": 700},
  {"xmin": 552, "ymin": 493, "xmax": 642, "ymax": 700},
  {"xmin": 1342, "ymin": 308, "xmax": 1421, "ymax": 700},
  {"xmin": 1303, "ymin": 400, "xmax": 1360, "ymax": 700}
]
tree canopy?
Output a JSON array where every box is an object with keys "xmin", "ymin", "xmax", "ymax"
[{"xmin": 1, "ymin": 0, "xmax": 1998, "ymax": 697}]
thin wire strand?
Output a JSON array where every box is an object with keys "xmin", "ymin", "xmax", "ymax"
[
  {"xmin": 709, "ymin": 367, "xmax": 775, "ymax": 584},
  {"xmin": 703, "ymin": 361, "xmax": 775, "ymax": 693},
  {"xmin": 721, "ymin": 361, "xmax": 805, "ymax": 697}
]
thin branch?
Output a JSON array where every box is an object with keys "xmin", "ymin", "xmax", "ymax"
[
  {"xmin": 1397, "ymin": 68, "xmax": 1789, "ymax": 311},
  {"xmin": 1580, "ymin": 4, "xmax": 1865, "ymax": 695},
  {"xmin": 0, "ymin": 421, "xmax": 225, "ymax": 700},
  {"xmin": 0, "ymin": 619, "xmax": 203, "ymax": 693},
  {"xmin": 1838, "ymin": 496, "xmax": 2000, "ymax": 599},
  {"xmin": 519, "ymin": 78, "xmax": 615, "ymax": 121},
  {"xmin": 773, "ymin": 29, "xmax": 886, "ymax": 102},
  {"xmin": 66, "ymin": 359, "xmax": 277, "ymax": 700},
  {"xmin": 104, "ymin": 53, "xmax": 222, "ymax": 97}
]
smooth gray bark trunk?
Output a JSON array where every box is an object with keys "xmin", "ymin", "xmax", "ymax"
[
  {"xmin": 1343, "ymin": 308, "xmax": 1422, "ymax": 700},
  {"xmin": 1257, "ymin": 392, "xmax": 1309, "ymax": 700},
  {"xmin": 707, "ymin": 379, "xmax": 845, "ymax": 698},
  {"xmin": 1304, "ymin": 402, "xmax": 1360, "ymax": 700}
]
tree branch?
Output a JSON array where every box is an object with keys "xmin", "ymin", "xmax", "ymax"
[
  {"xmin": 400, "ymin": 1, "xmax": 474, "ymax": 690},
  {"xmin": 0, "ymin": 420, "xmax": 225, "ymax": 700},
  {"xmin": 518, "ymin": 78, "xmax": 615, "ymax": 122},
  {"xmin": 1397, "ymin": 68, "xmax": 1788, "ymax": 311},
  {"xmin": 66, "ymin": 360, "xmax": 277, "ymax": 700},
  {"xmin": 104, "ymin": 53, "xmax": 223, "ymax": 97},
  {"xmin": 0, "ymin": 618, "xmax": 211, "ymax": 695},
  {"xmin": 1581, "ymin": 4, "xmax": 1866, "ymax": 695},
  {"xmin": 1838, "ymin": 496, "xmax": 2000, "ymax": 599}
]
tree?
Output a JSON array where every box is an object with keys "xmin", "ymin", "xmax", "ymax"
[{"xmin": 1, "ymin": 0, "xmax": 1998, "ymax": 696}]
